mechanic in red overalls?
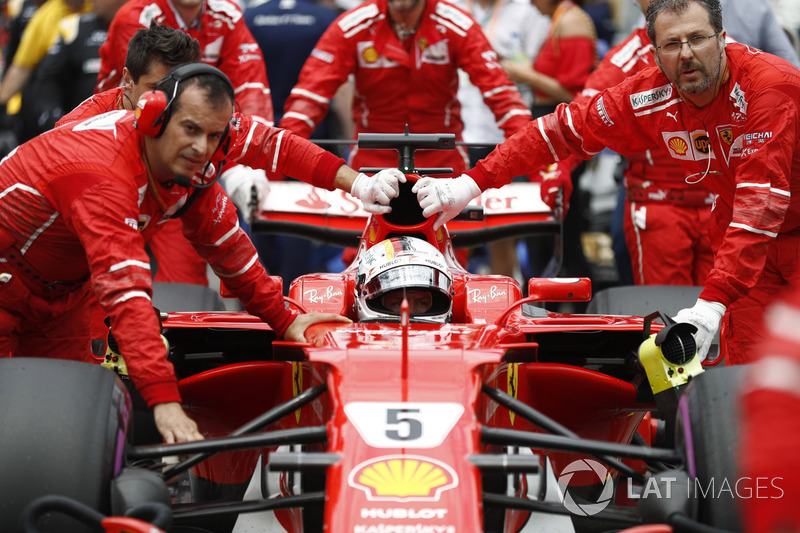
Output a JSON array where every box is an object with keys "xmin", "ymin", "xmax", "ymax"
[
  {"xmin": 0, "ymin": 64, "xmax": 402, "ymax": 443},
  {"xmin": 96, "ymin": 0, "xmax": 276, "ymax": 286},
  {"xmin": 280, "ymin": 0, "xmax": 532, "ymax": 267},
  {"xmin": 279, "ymin": 0, "xmax": 531, "ymax": 178},
  {"xmin": 68, "ymin": 24, "xmax": 218, "ymax": 286},
  {"xmin": 413, "ymin": 0, "xmax": 800, "ymax": 365},
  {"xmin": 55, "ymin": 24, "xmax": 203, "ymax": 342},
  {"xmin": 536, "ymin": 0, "xmax": 714, "ymax": 286},
  {"xmin": 740, "ymin": 287, "xmax": 800, "ymax": 532}
]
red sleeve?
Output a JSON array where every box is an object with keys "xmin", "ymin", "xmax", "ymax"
[
  {"xmin": 67, "ymin": 179, "xmax": 180, "ymax": 407},
  {"xmin": 465, "ymin": 81, "xmax": 658, "ymax": 191},
  {"xmin": 700, "ymin": 90, "xmax": 794, "ymax": 306},
  {"xmin": 278, "ymin": 18, "xmax": 355, "ymax": 138},
  {"xmin": 177, "ymin": 184, "xmax": 298, "ymax": 335},
  {"xmin": 457, "ymin": 16, "xmax": 532, "ymax": 139},
  {"xmin": 229, "ymin": 114, "xmax": 345, "ymax": 189}
]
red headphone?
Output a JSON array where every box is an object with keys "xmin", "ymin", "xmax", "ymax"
[{"xmin": 134, "ymin": 63, "xmax": 235, "ymax": 163}]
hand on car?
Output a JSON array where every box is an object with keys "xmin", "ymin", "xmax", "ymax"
[
  {"xmin": 284, "ymin": 313, "xmax": 353, "ymax": 346},
  {"xmin": 350, "ymin": 169, "xmax": 407, "ymax": 214},
  {"xmin": 538, "ymin": 162, "xmax": 573, "ymax": 214},
  {"xmin": 222, "ymin": 165, "xmax": 270, "ymax": 223},
  {"xmin": 673, "ymin": 299, "xmax": 726, "ymax": 361},
  {"xmin": 413, "ymin": 174, "xmax": 481, "ymax": 230},
  {"xmin": 153, "ymin": 402, "xmax": 204, "ymax": 444}
]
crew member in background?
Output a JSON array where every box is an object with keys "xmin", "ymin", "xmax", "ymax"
[
  {"xmin": 279, "ymin": 0, "xmax": 532, "ymax": 187},
  {"xmin": 279, "ymin": 0, "xmax": 532, "ymax": 269},
  {"xmin": 97, "ymin": 0, "xmax": 271, "ymax": 123}
]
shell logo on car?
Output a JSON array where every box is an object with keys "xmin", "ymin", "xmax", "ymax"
[{"xmin": 349, "ymin": 455, "xmax": 458, "ymax": 501}]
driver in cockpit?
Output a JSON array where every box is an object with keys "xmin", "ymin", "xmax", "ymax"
[{"xmin": 354, "ymin": 236, "xmax": 453, "ymax": 323}]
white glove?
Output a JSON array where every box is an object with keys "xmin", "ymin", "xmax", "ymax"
[
  {"xmin": 412, "ymin": 174, "xmax": 481, "ymax": 230},
  {"xmin": 222, "ymin": 166, "xmax": 270, "ymax": 223},
  {"xmin": 350, "ymin": 169, "xmax": 407, "ymax": 214},
  {"xmin": 673, "ymin": 299, "xmax": 726, "ymax": 361}
]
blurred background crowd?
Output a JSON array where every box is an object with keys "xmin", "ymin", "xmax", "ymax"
[{"xmin": 0, "ymin": 0, "xmax": 798, "ymax": 296}]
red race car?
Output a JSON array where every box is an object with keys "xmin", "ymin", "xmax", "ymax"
[{"xmin": 2, "ymin": 133, "xmax": 744, "ymax": 533}]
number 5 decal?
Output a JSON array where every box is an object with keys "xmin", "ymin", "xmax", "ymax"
[
  {"xmin": 345, "ymin": 402, "xmax": 464, "ymax": 448},
  {"xmin": 386, "ymin": 409, "xmax": 422, "ymax": 441}
]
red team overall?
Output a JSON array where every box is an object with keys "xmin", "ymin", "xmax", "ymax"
[
  {"xmin": 279, "ymin": 0, "xmax": 532, "ymax": 176},
  {"xmin": 0, "ymin": 64, "xmax": 398, "ymax": 442},
  {"xmin": 97, "ymin": 2, "xmax": 274, "ymax": 285},
  {"xmin": 580, "ymin": 24, "xmax": 714, "ymax": 285},
  {"xmin": 416, "ymin": 0, "xmax": 800, "ymax": 364}
]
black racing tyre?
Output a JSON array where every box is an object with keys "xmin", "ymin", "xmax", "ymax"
[
  {"xmin": 0, "ymin": 358, "xmax": 130, "ymax": 532},
  {"xmin": 675, "ymin": 365, "xmax": 745, "ymax": 531}
]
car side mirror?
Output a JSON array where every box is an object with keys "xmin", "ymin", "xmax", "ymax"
[{"xmin": 526, "ymin": 277, "xmax": 592, "ymax": 302}]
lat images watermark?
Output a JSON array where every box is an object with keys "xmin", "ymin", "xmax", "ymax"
[
  {"xmin": 556, "ymin": 459, "xmax": 614, "ymax": 516},
  {"xmin": 625, "ymin": 475, "xmax": 785, "ymax": 501},
  {"xmin": 557, "ymin": 460, "xmax": 785, "ymax": 517}
]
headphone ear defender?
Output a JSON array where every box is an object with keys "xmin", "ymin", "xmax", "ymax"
[{"xmin": 134, "ymin": 90, "xmax": 168, "ymax": 137}]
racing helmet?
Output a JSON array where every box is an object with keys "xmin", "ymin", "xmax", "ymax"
[{"xmin": 355, "ymin": 237, "xmax": 453, "ymax": 322}]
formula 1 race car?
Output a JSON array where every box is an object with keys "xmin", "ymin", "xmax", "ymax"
[{"xmin": 0, "ymin": 133, "xmax": 744, "ymax": 533}]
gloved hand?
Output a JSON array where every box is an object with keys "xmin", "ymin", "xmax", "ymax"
[
  {"xmin": 222, "ymin": 165, "xmax": 270, "ymax": 223},
  {"xmin": 413, "ymin": 174, "xmax": 481, "ymax": 230},
  {"xmin": 350, "ymin": 169, "xmax": 407, "ymax": 214},
  {"xmin": 673, "ymin": 299, "xmax": 726, "ymax": 361},
  {"xmin": 538, "ymin": 162, "xmax": 573, "ymax": 213}
]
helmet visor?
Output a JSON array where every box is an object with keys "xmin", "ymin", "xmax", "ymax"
[{"xmin": 363, "ymin": 265, "xmax": 452, "ymax": 317}]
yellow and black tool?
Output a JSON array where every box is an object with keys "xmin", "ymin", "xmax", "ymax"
[
  {"xmin": 638, "ymin": 311, "xmax": 704, "ymax": 443},
  {"xmin": 639, "ymin": 313, "xmax": 704, "ymax": 396}
]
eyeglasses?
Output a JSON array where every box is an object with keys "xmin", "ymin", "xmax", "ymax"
[{"xmin": 656, "ymin": 32, "xmax": 720, "ymax": 55}]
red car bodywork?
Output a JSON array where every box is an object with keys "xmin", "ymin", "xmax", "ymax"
[{"xmin": 155, "ymin": 178, "xmax": 660, "ymax": 533}]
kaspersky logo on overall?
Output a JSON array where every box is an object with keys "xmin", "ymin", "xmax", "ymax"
[{"xmin": 629, "ymin": 84, "xmax": 672, "ymax": 110}]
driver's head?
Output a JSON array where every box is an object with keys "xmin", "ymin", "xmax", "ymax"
[
  {"xmin": 355, "ymin": 237, "xmax": 453, "ymax": 322},
  {"xmin": 382, "ymin": 289, "xmax": 434, "ymax": 315}
]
